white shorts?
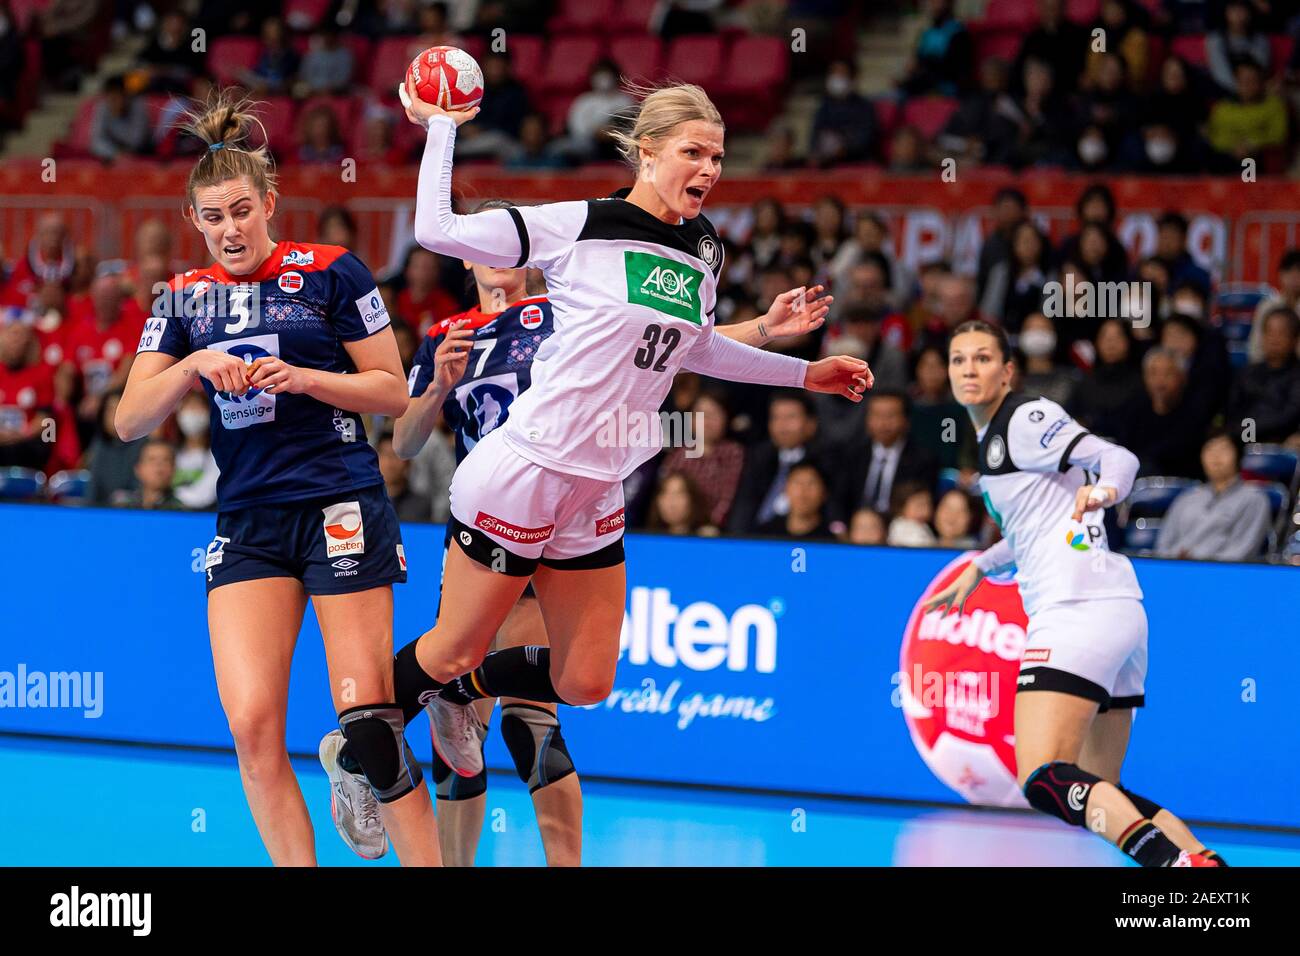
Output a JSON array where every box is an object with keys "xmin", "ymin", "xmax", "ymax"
[
  {"xmin": 447, "ymin": 427, "xmax": 626, "ymax": 574},
  {"xmin": 1017, "ymin": 597, "xmax": 1148, "ymax": 710}
]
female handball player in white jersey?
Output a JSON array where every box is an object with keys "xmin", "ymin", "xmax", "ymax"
[
  {"xmin": 384, "ymin": 77, "xmax": 871, "ymax": 777},
  {"xmin": 116, "ymin": 94, "xmax": 441, "ymax": 865},
  {"xmin": 924, "ymin": 320, "xmax": 1224, "ymax": 867},
  {"xmin": 323, "ymin": 202, "xmax": 831, "ymax": 863}
]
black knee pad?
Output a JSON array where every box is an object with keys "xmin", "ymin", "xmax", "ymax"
[
  {"xmin": 338, "ymin": 704, "xmax": 424, "ymax": 803},
  {"xmin": 1023, "ymin": 761, "xmax": 1102, "ymax": 827},
  {"xmin": 500, "ymin": 703, "xmax": 575, "ymax": 793},
  {"xmin": 431, "ymin": 724, "xmax": 488, "ymax": 801},
  {"xmin": 1117, "ymin": 783, "xmax": 1163, "ymax": 820}
]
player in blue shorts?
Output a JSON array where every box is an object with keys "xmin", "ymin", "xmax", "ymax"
[
  {"xmin": 322, "ymin": 197, "xmax": 834, "ymax": 864},
  {"xmin": 114, "ymin": 93, "xmax": 442, "ymax": 866}
]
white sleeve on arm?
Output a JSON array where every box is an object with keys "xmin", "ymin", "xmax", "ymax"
[
  {"xmin": 682, "ymin": 327, "xmax": 808, "ymax": 387},
  {"xmin": 413, "ymin": 118, "xmax": 588, "ymax": 268},
  {"xmin": 973, "ymin": 536, "xmax": 1015, "ymax": 574},
  {"xmin": 1066, "ymin": 433, "xmax": 1140, "ymax": 503}
]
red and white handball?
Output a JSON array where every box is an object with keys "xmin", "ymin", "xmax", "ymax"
[{"xmin": 406, "ymin": 46, "xmax": 484, "ymax": 112}]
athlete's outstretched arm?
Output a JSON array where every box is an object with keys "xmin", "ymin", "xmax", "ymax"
[
  {"xmin": 1064, "ymin": 433, "xmax": 1140, "ymax": 520},
  {"xmin": 412, "ymin": 117, "xmax": 523, "ymax": 267},
  {"xmin": 684, "ymin": 328, "xmax": 872, "ymax": 400},
  {"xmin": 719, "ymin": 286, "xmax": 832, "ymax": 347},
  {"xmin": 393, "ymin": 321, "xmax": 473, "ymax": 459}
]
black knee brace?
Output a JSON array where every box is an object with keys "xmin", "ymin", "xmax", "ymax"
[
  {"xmin": 338, "ymin": 704, "xmax": 424, "ymax": 803},
  {"xmin": 431, "ymin": 723, "xmax": 488, "ymax": 801},
  {"xmin": 1117, "ymin": 783, "xmax": 1164, "ymax": 820},
  {"xmin": 500, "ymin": 704, "xmax": 575, "ymax": 793},
  {"xmin": 1023, "ymin": 761, "xmax": 1102, "ymax": 827}
]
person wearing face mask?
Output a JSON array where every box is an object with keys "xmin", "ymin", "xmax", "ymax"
[
  {"xmin": 548, "ymin": 58, "xmax": 635, "ymax": 164},
  {"xmin": 1016, "ymin": 312, "xmax": 1080, "ymax": 408},
  {"xmin": 1075, "ymin": 124, "xmax": 1111, "ymax": 171},
  {"xmin": 810, "ymin": 59, "xmax": 877, "ymax": 168},
  {"xmin": 172, "ymin": 389, "xmax": 219, "ymax": 509},
  {"xmin": 1126, "ymin": 122, "xmax": 1199, "ymax": 174}
]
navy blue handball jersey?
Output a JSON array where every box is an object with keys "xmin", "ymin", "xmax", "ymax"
[
  {"xmin": 407, "ymin": 296, "xmax": 553, "ymax": 463},
  {"xmin": 137, "ymin": 241, "xmax": 392, "ymax": 511}
]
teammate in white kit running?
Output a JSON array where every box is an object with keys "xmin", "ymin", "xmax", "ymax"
[
  {"xmin": 384, "ymin": 77, "xmax": 871, "ymax": 778},
  {"xmin": 924, "ymin": 320, "xmax": 1225, "ymax": 867}
]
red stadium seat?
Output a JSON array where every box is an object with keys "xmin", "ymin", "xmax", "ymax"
[
  {"xmin": 299, "ymin": 94, "xmax": 360, "ymax": 135},
  {"xmin": 540, "ymin": 36, "xmax": 603, "ymax": 94},
  {"xmin": 284, "ymin": 0, "xmax": 331, "ymax": 32},
  {"xmin": 664, "ymin": 35, "xmax": 724, "ymax": 88},
  {"xmin": 972, "ymin": 28, "xmax": 1022, "ymax": 64},
  {"xmin": 368, "ymin": 36, "xmax": 428, "ymax": 92},
  {"xmin": 901, "ymin": 95, "xmax": 958, "ymax": 140},
  {"xmin": 504, "ymin": 35, "xmax": 545, "ymax": 94},
  {"xmin": 874, "ymin": 98, "xmax": 900, "ymax": 137},
  {"xmin": 207, "ymin": 37, "xmax": 261, "ymax": 88},
  {"xmin": 714, "ymin": 36, "xmax": 789, "ymax": 130},
  {"xmin": 7, "ymin": 0, "xmax": 47, "ymax": 33},
  {"xmin": 608, "ymin": 36, "xmax": 665, "ymax": 84},
  {"xmin": 1170, "ymin": 34, "xmax": 1208, "ymax": 68},
  {"xmin": 972, "ymin": 0, "xmax": 1036, "ymax": 29},
  {"xmin": 245, "ymin": 96, "xmax": 296, "ymax": 159},
  {"xmin": 549, "ymin": 0, "xmax": 614, "ymax": 34},
  {"xmin": 59, "ymin": 97, "xmax": 100, "ymax": 156},
  {"xmin": 1067, "ymin": 0, "xmax": 1101, "ymax": 22},
  {"xmin": 610, "ymin": 0, "xmax": 658, "ymax": 33},
  {"xmin": 1271, "ymin": 34, "xmax": 1294, "ymax": 79}
]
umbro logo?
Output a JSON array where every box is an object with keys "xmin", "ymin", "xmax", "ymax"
[{"xmin": 332, "ymin": 558, "xmax": 359, "ymax": 570}]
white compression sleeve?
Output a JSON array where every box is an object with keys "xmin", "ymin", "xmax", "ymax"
[
  {"xmin": 972, "ymin": 536, "xmax": 1015, "ymax": 574},
  {"xmin": 412, "ymin": 116, "xmax": 523, "ymax": 267},
  {"xmin": 682, "ymin": 328, "xmax": 808, "ymax": 387},
  {"xmin": 1067, "ymin": 433, "xmax": 1140, "ymax": 503}
]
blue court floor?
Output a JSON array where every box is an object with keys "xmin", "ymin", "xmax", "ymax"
[{"xmin": 3, "ymin": 736, "xmax": 1297, "ymax": 867}]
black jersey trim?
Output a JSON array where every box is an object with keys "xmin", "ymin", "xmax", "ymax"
[
  {"xmin": 977, "ymin": 392, "xmax": 1034, "ymax": 476},
  {"xmin": 577, "ymin": 198, "xmax": 721, "ymax": 275},
  {"xmin": 1058, "ymin": 431, "xmax": 1090, "ymax": 472},
  {"xmin": 506, "ymin": 207, "xmax": 529, "ymax": 268}
]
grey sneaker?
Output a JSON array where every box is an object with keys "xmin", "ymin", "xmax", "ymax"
[
  {"xmin": 425, "ymin": 696, "xmax": 485, "ymax": 777},
  {"xmin": 318, "ymin": 730, "xmax": 388, "ymax": 860}
]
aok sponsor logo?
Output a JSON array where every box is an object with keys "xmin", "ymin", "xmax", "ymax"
[
  {"xmin": 624, "ymin": 251, "xmax": 704, "ymax": 324},
  {"xmin": 618, "ymin": 586, "xmax": 777, "ymax": 673}
]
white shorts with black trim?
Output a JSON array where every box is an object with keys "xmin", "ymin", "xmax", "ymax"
[
  {"xmin": 1016, "ymin": 597, "xmax": 1148, "ymax": 711},
  {"xmin": 447, "ymin": 427, "xmax": 626, "ymax": 575}
]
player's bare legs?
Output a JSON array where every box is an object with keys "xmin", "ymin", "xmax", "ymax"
[
  {"xmin": 1079, "ymin": 707, "xmax": 1207, "ymax": 854},
  {"xmin": 495, "ymin": 596, "xmax": 582, "ymax": 866},
  {"xmin": 209, "ymin": 577, "xmax": 314, "ymax": 866},
  {"xmin": 315, "ymin": 586, "xmax": 442, "ymax": 866},
  {"xmin": 529, "ymin": 562, "xmax": 625, "ymax": 705}
]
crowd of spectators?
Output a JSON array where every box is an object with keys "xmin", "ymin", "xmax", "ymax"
[{"xmin": 3, "ymin": 180, "xmax": 1298, "ymax": 560}]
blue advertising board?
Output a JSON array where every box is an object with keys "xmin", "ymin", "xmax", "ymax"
[{"xmin": 0, "ymin": 504, "xmax": 1295, "ymax": 829}]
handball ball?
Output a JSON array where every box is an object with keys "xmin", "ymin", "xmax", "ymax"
[{"xmin": 406, "ymin": 46, "xmax": 484, "ymax": 111}]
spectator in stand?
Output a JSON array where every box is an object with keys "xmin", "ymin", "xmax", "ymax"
[
  {"xmin": 317, "ymin": 205, "xmax": 357, "ymax": 248},
  {"xmin": 656, "ymin": 0, "xmax": 722, "ymax": 38},
  {"xmin": 934, "ymin": 488, "xmax": 981, "ymax": 549},
  {"xmin": 937, "ymin": 57, "xmax": 1011, "ymax": 167},
  {"xmin": 1076, "ymin": 221, "xmax": 1132, "ymax": 287},
  {"xmin": 898, "ymin": 0, "xmax": 973, "ymax": 96},
  {"xmin": 297, "ymin": 103, "xmax": 345, "ymax": 164},
  {"xmin": 411, "ymin": 2, "xmax": 463, "ymax": 49},
  {"xmin": 981, "ymin": 219, "xmax": 1050, "ymax": 333},
  {"xmin": 905, "ymin": 260, "xmax": 950, "ymax": 346},
  {"xmin": 1016, "ymin": 312, "xmax": 1080, "ymax": 408},
  {"xmin": 810, "ymin": 196, "xmax": 848, "ymax": 273},
  {"xmin": 815, "ymin": 303, "xmax": 907, "ymax": 449},
  {"xmin": 847, "ymin": 507, "xmax": 887, "ymax": 545},
  {"xmin": 916, "ymin": 273, "xmax": 978, "ymax": 354},
  {"xmin": 297, "ymin": 25, "xmax": 354, "ymax": 97},
  {"xmin": 1227, "ymin": 305, "xmax": 1300, "ymax": 442},
  {"xmin": 1208, "ymin": 0, "xmax": 1272, "ymax": 94},
  {"xmin": 829, "ymin": 213, "xmax": 913, "ymax": 318},
  {"xmin": 139, "ymin": 10, "xmax": 204, "ymax": 95},
  {"xmin": 1014, "ymin": 0, "xmax": 1090, "ymax": 95},
  {"xmin": 504, "ymin": 112, "xmax": 568, "ymax": 170},
  {"xmin": 1249, "ymin": 249, "xmax": 1300, "ymax": 361},
  {"xmin": 810, "ymin": 59, "xmax": 878, "ymax": 168},
  {"xmin": 1085, "ymin": 0, "xmax": 1150, "ymax": 92},
  {"xmin": 1208, "ymin": 58, "xmax": 1288, "ymax": 165},
  {"xmin": 761, "ymin": 125, "xmax": 804, "ymax": 172},
  {"xmin": 746, "ymin": 198, "xmax": 786, "ymax": 275},
  {"xmin": 65, "ymin": 268, "xmax": 146, "ymax": 440},
  {"xmin": 353, "ymin": 100, "xmax": 406, "ymax": 167},
  {"xmin": 117, "ymin": 439, "xmax": 181, "ymax": 510},
  {"xmin": 975, "ymin": 187, "xmax": 1028, "ymax": 305},
  {"xmin": 1118, "ymin": 347, "xmax": 1207, "ymax": 478},
  {"xmin": 756, "ymin": 460, "xmax": 837, "ymax": 540},
  {"xmin": 1125, "ymin": 120, "xmax": 1204, "ymax": 174},
  {"xmin": 727, "ymin": 391, "xmax": 823, "ymax": 533},
  {"xmin": 909, "ymin": 344, "xmax": 976, "ymax": 472},
  {"xmin": 1070, "ymin": 318, "xmax": 1145, "ymax": 436},
  {"xmin": 886, "ymin": 481, "xmax": 938, "ymax": 547},
  {"xmin": 90, "ymin": 76, "xmax": 150, "ymax": 163},
  {"xmin": 1130, "ymin": 55, "xmax": 1210, "ymax": 172},
  {"xmin": 39, "ymin": 0, "xmax": 100, "ymax": 92},
  {"xmin": 1056, "ymin": 183, "xmax": 1130, "ymax": 281},
  {"xmin": 0, "ymin": 214, "xmax": 74, "ymax": 311},
  {"xmin": 456, "ymin": 51, "xmax": 532, "ymax": 160},
  {"xmin": 1156, "ymin": 430, "xmax": 1273, "ymax": 560},
  {"xmin": 659, "ymin": 390, "xmax": 745, "ymax": 528},
  {"xmin": 547, "ymin": 59, "xmax": 634, "ymax": 164},
  {"xmin": 834, "ymin": 391, "xmax": 940, "ymax": 526},
  {"xmin": 835, "ymin": 259, "xmax": 910, "ymax": 345},
  {"xmin": 1070, "ymin": 54, "xmax": 1140, "ymax": 172},
  {"xmin": 984, "ymin": 55, "xmax": 1070, "ymax": 168},
  {"xmin": 241, "ymin": 16, "xmax": 298, "ymax": 95},
  {"xmin": 172, "ymin": 390, "xmax": 218, "ymax": 509},
  {"xmin": 378, "ymin": 432, "xmax": 430, "ymax": 521},
  {"xmin": 1161, "ymin": 302, "xmax": 1232, "ymax": 423},
  {"xmin": 0, "ymin": 322, "xmax": 57, "ymax": 469},
  {"xmin": 85, "ymin": 389, "xmax": 143, "ymax": 504},
  {"xmin": 396, "ymin": 247, "xmax": 461, "ymax": 336},
  {"xmin": 888, "ymin": 125, "xmax": 930, "ymax": 173},
  {"xmin": 647, "ymin": 472, "xmax": 718, "ymax": 536}
]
